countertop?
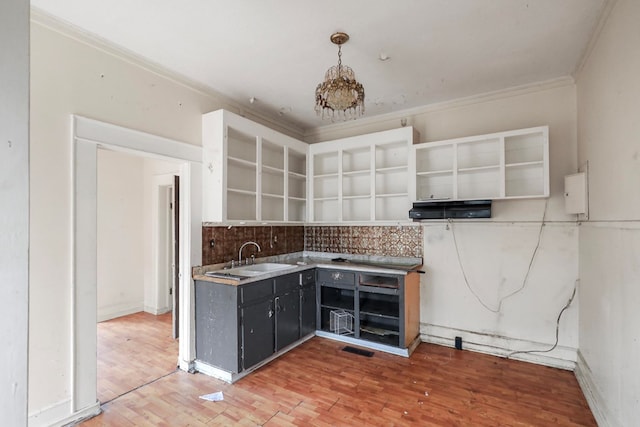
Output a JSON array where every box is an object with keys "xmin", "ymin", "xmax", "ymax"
[{"xmin": 192, "ymin": 251, "xmax": 423, "ymax": 286}]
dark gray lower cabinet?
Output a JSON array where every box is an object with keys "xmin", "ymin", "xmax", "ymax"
[
  {"xmin": 274, "ymin": 272, "xmax": 300, "ymax": 351},
  {"xmin": 241, "ymin": 298, "xmax": 274, "ymax": 369},
  {"xmin": 195, "ymin": 268, "xmax": 316, "ymax": 376}
]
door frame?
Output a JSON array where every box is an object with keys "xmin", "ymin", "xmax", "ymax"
[{"xmin": 72, "ymin": 115, "xmax": 202, "ymax": 412}]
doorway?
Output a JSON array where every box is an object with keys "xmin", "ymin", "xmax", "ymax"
[
  {"xmin": 72, "ymin": 115, "xmax": 202, "ymax": 414},
  {"xmin": 95, "ymin": 149, "xmax": 182, "ymax": 403}
]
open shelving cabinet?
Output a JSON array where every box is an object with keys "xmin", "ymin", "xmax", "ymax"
[
  {"xmin": 202, "ymin": 109, "xmax": 308, "ymax": 223},
  {"xmin": 316, "ymin": 268, "xmax": 421, "ymax": 355},
  {"xmin": 308, "ymin": 126, "xmax": 418, "ymax": 223},
  {"xmin": 413, "ymin": 126, "xmax": 549, "ymax": 202}
]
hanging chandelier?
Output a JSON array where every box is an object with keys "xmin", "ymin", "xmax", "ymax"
[{"xmin": 315, "ymin": 32, "xmax": 365, "ymax": 121}]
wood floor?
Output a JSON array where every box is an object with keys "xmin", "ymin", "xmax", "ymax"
[
  {"xmin": 85, "ymin": 315, "xmax": 595, "ymax": 426},
  {"xmin": 96, "ymin": 311, "xmax": 179, "ymax": 403}
]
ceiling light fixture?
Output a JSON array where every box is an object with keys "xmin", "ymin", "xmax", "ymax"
[{"xmin": 315, "ymin": 32, "xmax": 365, "ymax": 121}]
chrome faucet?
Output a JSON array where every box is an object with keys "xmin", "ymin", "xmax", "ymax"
[{"xmin": 238, "ymin": 241, "xmax": 261, "ymax": 264}]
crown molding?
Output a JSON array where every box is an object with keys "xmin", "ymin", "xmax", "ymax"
[
  {"xmin": 573, "ymin": 0, "xmax": 618, "ymax": 79},
  {"xmin": 304, "ymin": 76, "xmax": 575, "ymax": 143},
  {"xmin": 29, "ymin": 6, "xmax": 306, "ymax": 140}
]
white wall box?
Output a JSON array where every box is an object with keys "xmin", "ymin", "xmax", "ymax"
[
  {"xmin": 203, "ymin": 110, "xmax": 308, "ymax": 223},
  {"xmin": 564, "ymin": 172, "xmax": 587, "ymax": 215},
  {"xmin": 308, "ymin": 127, "xmax": 419, "ymax": 222},
  {"xmin": 413, "ymin": 126, "xmax": 549, "ymax": 201}
]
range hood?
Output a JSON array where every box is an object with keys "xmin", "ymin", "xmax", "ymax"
[{"xmin": 409, "ymin": 200, "xmax": 492, "ymax": 220}]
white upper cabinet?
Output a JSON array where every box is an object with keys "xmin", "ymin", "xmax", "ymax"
[
  {"xmin": 202, "ymin": 109, "xmax": 308, "ymax": 223},
  {"xmin": 413, "ymin": 126, "xmax": 549, "ymax": 202},
  {"xmin": 308, "ymin": 127, "xmax": 418, "ymax": 223}
]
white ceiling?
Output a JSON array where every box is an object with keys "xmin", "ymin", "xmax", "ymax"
[{"xmin": 30, "ymin": 0, "xmax": 606, "ymax": 133}]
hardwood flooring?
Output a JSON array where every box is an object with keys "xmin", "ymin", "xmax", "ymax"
[
  {"xmin": 96, "ymin": 311, "xmax": 178, "ymax": 403},
  {"xmin": 84, "ymin": 319, "xmax": 596, "ymax": 426}
]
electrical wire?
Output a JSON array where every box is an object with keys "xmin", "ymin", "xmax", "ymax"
[
  {"xmin": 507, "ymin": 280, "xmax": 578, "ymax": 358},
  {"xmin": 448, "ymin": 198, "xmax": 548, "ymax": 313}
]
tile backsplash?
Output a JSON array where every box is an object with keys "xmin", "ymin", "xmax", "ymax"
[
  {"xmin": 304, "ymin": 225, "xmax": 423, "ymax": 257},
  {"xmin": 202, "ymin": 226, "xmax": 304, "ymax": 265},
  {"xmin": 202, "ymin": 224, "xmax": 423, "ymax": 265}
]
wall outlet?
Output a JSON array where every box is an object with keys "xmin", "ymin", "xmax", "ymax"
[{"xmin": 455, "ymin": 336, "xmax": 462, "ymax": 350}]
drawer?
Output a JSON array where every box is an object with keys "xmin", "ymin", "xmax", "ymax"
[
  {"xmin": 317, "ymin": 269, "xmax": 356, "ymax": 288},
  {"xmin": 241, "ymin": 279, "xmax": 273, "ymax": 304},
  {"xmin": 300, "ymin": 268, "xmax": 316, "ymax": 286},
  {"xmin": 275, "ymin": 272, "xmax": 300, "ymax": 294}
]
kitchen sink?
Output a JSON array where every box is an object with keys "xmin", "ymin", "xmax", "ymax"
[{"xmin": 205, "ymin": 262, "xmax": 296, "ymax": 279}]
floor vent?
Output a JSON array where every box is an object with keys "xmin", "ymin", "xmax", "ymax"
[{"xmin": 342, "ymin": 346, "xmax": 374, "ymax": 357}]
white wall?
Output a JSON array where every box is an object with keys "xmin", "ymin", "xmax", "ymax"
[
  {"xmin": 97, "ymin": 149, "xmax": 145, "ymax": 321},
  {"xmin": 575, "ymin": 0, "xmax": 640, "ymax": 425},
  {"xmin": 311, "ymin": 83, "xmax": 581, "ymax": 367},
  {"xmin": 28, "ymin": 18, "xmax": 224, "ymax": 425},
  {"xmin": 0, "ymin": 0, "xmax": 29, "ymax": 425}
]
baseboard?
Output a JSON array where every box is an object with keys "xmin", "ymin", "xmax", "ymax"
[
  {"xmin": 575, "ymin": 350, "xmax": 616, "ymax": 427},
  {"xmin": 195, "ymin": 333, "xmax": 316, "ymax": 383},
  {"xmin": 28, "ymin": 398, "xmax": 101, "ymax": 427},
  {"xmin": 421, "ymin": 323, "xmax": 577, "ymax": 370},
  {"xmin": 97, "ymin": 302, "xmax": 144, "ymax": 322},
  {"xmin": 315, "ymin": 330, "xmax": 416, "ymax": 357},
  {"xmin": 144, "ymin": 305, "xmax": 171, "ymax": 315}
]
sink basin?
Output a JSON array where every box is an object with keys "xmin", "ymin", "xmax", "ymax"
[
  {"xmin": 243, "ymin": 263, "xmax": 295, "ymax": 272},
  {"xmin": 212, "ymin": 262, "xmax": 296, "ymax": 278}
]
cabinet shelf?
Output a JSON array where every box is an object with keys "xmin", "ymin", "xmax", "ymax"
[
  {"xmin": 228, "ymin": 188, "xmax": 256, "ymax": 196},
  {"xmin": 343, "ymin": 169, "xmax": 370, "ymax": 177},
  {"xmin": 262, "ymin": 193, "xmax": 284, "ymax": 199},
  {"xmin": 376, "ymin": 192, "xmax": 409, "ymax": 198},
  {"xmin": 288, "ymin": 171, "xmax": 306, "ymax": 179},
  {"xmin": 288, "ymin": 196, "xmax": 306, "ymax": 201},
  {"xmin": 458, "ymin": 164, "xmax": 500, "ymax": 173},
  {"xmin": 343, "ymin": 194, "xmax": 371, "ymax": 200},
  {"xmin": 262, "ymin": 165, "xmax": 284, "ymax": 174},
  {"xmin": 314, "ymin": 172, "xmax": 339, "ymax": 179},
  {"xmin": 417, "ymin": 169, "xmax": 453, "ymax": 176},
  {"xmin": 360, "ymin": 302, "xmax": 400, "ymax": 319},
  {"xmin": 376, "ymin": 165, "xmax": 407, "ymax": 173},
  {"xmin": 506, "ymin": 160, "xmax": 544, "ymax": 168},
  {"xmin": 228, "ymin": 156, "xmax": 256, "ymax": 168}
]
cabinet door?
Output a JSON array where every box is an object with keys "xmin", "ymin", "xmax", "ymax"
[
  {"xmin": 241, "ymin": 299, "xmax": 274, "ymax": 370},
  {"xmin": 300, "ymin": 284, "xmax": 317, "ymax": 337},
  {"xmin": 275, "ymin": 291, "xmax": 300, "ymax": 351}
]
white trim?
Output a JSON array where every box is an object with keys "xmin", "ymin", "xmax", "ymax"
[
  {"xmin": 74, "ymin": 115, "xmax": 201, "ymax": 163},
  {"xmin": 573, "ymin": 0, "xmax": 619, "ymax": 78},
  {"xmin": 575, "ymin": 350, "xmax": 616, "ymax": 427},
  {"xmin": 421, "ymin": 323, "xmax": 577, "ymax": 371},
  {"xmin": 28, "ymin": 398, "xmax": 100, "ymax": 427},
  {"xmin": 71, "ymin": 115, "xmax": 202, "ymax": 424},
  {"xmin": 195, "ymin": 334, "xmax": 315, "ymax": 383}
]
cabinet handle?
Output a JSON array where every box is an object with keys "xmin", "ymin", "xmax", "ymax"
[
  {"xmin": 275, "ymin": 297, "xmax": 281, "ymax": 313},
  {"xmin": 268, "ymin": 308, "xmax": 274, "ymax": 318}
]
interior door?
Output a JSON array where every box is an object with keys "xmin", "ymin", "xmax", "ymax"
[{"xmin": 172, "ymin": 175, "xmax": 180, "ymax": 339}]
